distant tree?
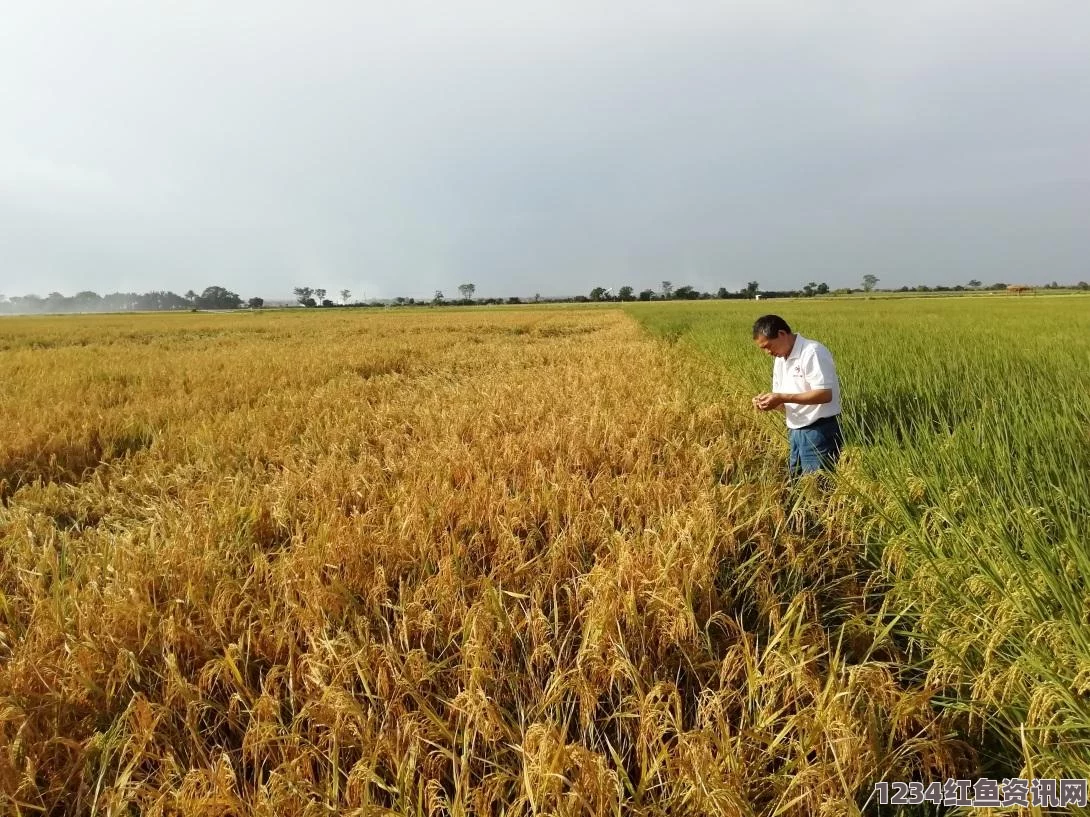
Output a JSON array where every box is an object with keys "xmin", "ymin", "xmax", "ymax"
[
  {"xmin": 673, "ymin": 285, "xmax": 698, "ymax": 299},
  {"xmin": 314, "ymin": 288, "xmax": 327, "ymax": 305},
  {"xmin": 14, "ymin": 294, "xmax": 49, "ymax": 312},
  {"xmin": 340, "ymin": 289, "xmax": 351, "ymax": 304},
  {"xmin": 816, "ymin": 282, "xmax": 829, "ymax": 295},
  {"xmin": 133, "ymin": 291, "xmax": 190, "ymax": 311},
  {"xmin": 618, "ymin": 285, "xmax": 634, "ymax": 301},
  {"xmin": 394, "ymin": 296, "xmax": 407, "ymax": 305},
  {"xmin": 862, "ymin": 274, "xmax": 879, "ymax": 292},
  {"xmin": 196, "ymin": 286, "xmax": 243, "ymax": 309},
  {"xmin": 743, "ymin": 281, "xmax": 760, "ymax": 299},
  {"xmin": 589, "ymin": 286, "xmax": 607, "ymax": 302},
  {"xmin": 433, "ymin": 290, "xmax": 445, "ymax": 304},
  {"xmin": 185, "ymin": 290, "xmax": 198, "ymax": 302},
  {"xmin": 248, "ymin": 297, "xmax": 264, "ymax": 309},
  {"xmin": 104, "ymin": 292, "xmax": 138, "ymax": 311},
  {"xmin": 321, "ymin": 298, "xmax": 335, "ymax": 307},
  {"xmin": 639, "ymin": 289, "xmax": 654, "ymax": 301},
  {"xmin": 39, "ymin": 292, "xmax": 69, "ymax": 312},
  {"xmin": 802, "ymin": 282, "xmax": 817, "ymax": 297},
  {"xmin": 1078, "ymin": 281, "xmax": 1090, "ymax": 291},
  {"xmin": 302, "ymin": 297, "xmax": 317, "ymax": 307},
  {"xmin": 661, "ymin": 280, "xmax": 673, "ymax": 299},
  {"xmin": 968, "ymin": 279, "xmax": 982, "ymax": 289},
  {"xmin": 533, "ymin": 293, "xmax": 542, "ymax": 303},
  {"xmin": 716, "ymin": 287, "xmax": 729, "ymax": 299},
  {"xmin": 458, "ymin": 283, "xmax": 476, "ymax": 302},
  {"xmin": 506, "ymin": 296, "xmax": 522, "ymax": 304},
  {"xmin": 293, "ymin": 287, "xmax": 314, "ymax": 306}
]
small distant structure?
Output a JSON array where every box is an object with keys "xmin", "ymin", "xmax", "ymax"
[
  {"xmin": 1007, "ymin": 284, "xmax": 1033, "ymax": 296},
  {"xmin": 754, "ymin": 293, "xmax": 761, "ymax": 301}
]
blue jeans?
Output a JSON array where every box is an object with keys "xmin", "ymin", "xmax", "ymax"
[{"xmin": 788, "ymin": 415, "xmax": 842, "ymax": 477}]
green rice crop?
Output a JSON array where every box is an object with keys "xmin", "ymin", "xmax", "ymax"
[{"xmin": 632, "ymin": 294, "xmax": 1090, "ymax": 778}]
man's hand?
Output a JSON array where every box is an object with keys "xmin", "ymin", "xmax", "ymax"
[{"xmin": 753, "ymin": 392, "xmax": 783, "ymax": 411}]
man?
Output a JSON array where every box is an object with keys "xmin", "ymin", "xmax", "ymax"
[{"xmin": 751, "ymin": 314, "xmax": 842, "ymax": 476}]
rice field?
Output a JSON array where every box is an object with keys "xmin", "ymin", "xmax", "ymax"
[{"xmin": 0, "ymin": 298, "xmax": 1085, "ymax": 815}]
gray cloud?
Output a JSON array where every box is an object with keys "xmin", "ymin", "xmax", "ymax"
[{"xmin": 2, "ymin": 0, "xmax": 1088, "ymax": 300}]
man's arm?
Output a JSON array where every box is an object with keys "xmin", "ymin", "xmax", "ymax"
[
  {"xmin": 754, "ymin": 388, "xmax": 831, "ymax": 410},
  {"xmin": 774, "ymin": 388, "xmax": 832, "ymax": 406}
]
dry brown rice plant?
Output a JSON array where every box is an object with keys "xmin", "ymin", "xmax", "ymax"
[{"xmin": 0, "ymin": 308, "xmax": 970, "ymax": 815}]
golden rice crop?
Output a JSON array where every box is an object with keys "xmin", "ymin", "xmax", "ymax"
[{"xmin": 0, "ymin": 307, "xmax": 969, "ymax": 815}]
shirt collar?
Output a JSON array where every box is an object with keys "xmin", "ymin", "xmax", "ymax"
[{"xmin": 786, "ymin": 333, "xmax": 805, "ymax": 361}]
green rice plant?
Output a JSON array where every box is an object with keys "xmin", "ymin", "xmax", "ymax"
[{"xmin": 631, "ymin": 294, "xmax": 1090, "ymax": 779}]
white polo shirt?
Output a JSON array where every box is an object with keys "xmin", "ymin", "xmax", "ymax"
[{"xmin": 772, "ymin": 334, "xmax": 842, "ymax": 429}]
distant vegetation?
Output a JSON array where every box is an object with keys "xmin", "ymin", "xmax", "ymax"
[
  {"xmin": 4, "ymin": 277, "xmax": 1087, "ymax": 315},
  {"xmin": 0, "ymin": 286, "xmax": 246, "ymax": 314}
]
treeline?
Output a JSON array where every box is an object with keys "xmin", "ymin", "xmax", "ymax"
[
  {"xmin": 306, "ymin": 280, "xmax": 775, "ymax": 306},
  {"xmin": 6, "ymin": 277, "xmax": 1089, "ymax": 315},
  {"xmin": 0, "ymin": 286, "xmax": 264, "ymax": 314},
  {"xmin": 372, "ymin": 277, "xmax": 1090, "ymax": 307},
  {"xmin": 569, "ymin": 278, "xmax": 1090, "ymax": 302}
]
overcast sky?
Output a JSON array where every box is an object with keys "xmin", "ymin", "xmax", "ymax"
[{"xmin": 2, "ymin": 1, "xmax": 1088, "ymax": 300}]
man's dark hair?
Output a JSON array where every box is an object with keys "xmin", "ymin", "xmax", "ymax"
[{"xmin": 752, "ymin": 314, "xmax": 792, "ymax": 339}]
